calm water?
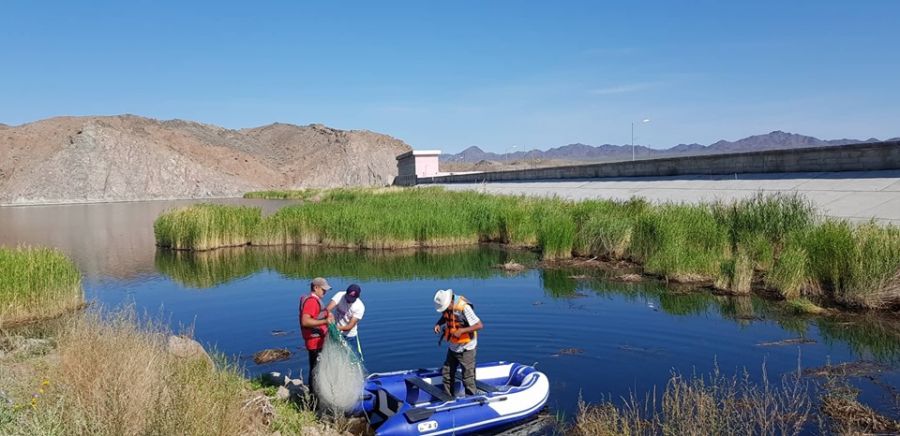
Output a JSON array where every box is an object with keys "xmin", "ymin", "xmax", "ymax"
[{"xmin": 2, "ymin": 200, "xmax": 899, "ymax": 420}]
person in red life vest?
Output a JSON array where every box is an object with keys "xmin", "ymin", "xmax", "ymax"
[
  {"xmin": 299, "ymin": 277, "xmax": 335, "ymax": 399},
  {"xmin": 433, "ymin": 288, "xmax": 483, "ymax": 397}
]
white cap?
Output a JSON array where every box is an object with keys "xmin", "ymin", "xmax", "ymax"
[{"xmin": 433, "ymin": 289, "xmax": 453, "ymax": 312}]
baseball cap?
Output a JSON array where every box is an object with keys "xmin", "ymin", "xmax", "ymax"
[
  {"xmin": 311, "ymin": 277, "xmax": 331, "ymax": 290},
  {"xmin": 345, "ymin": 284, "xmax": 361, "ymax": 303}
]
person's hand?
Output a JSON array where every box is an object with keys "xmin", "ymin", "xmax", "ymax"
[
  {"xmin": 452, "ymin": 329, "xmax": 463, "ymax": 338},
  {"xmin": 327, "ymin": 314, "xmax": 335, "ymax": 324},
  {"xmin": 433, "ymin": 324, "xmax": 441, "ymax": 334}
]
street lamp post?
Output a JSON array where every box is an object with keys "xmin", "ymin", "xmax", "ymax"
[{"xmin": 631, "ymin": 119, "xmax": 650, "ymax": 161}]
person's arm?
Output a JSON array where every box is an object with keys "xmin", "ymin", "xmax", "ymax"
[
  {"xmin": 326, "ymin": 301, "xmax": 337, "ymax": 312},
  {"xmin": 300, "ymin": 300, "xmax": 333, "ymax": 328},
  {"xmin": 433, "ymin": 316, "xmax": 446, "ymax": 334},
  {"xmin": 452, "ymin": 321, "xmax": 483, "ymax": 337},
  {"xmin": 301, "ymin": 313, "xmax": 331, "ymax": 328},
  {"xmin": 339, "ymin": 317, "xmax": 359, "ymax": 332},
  {"xmin": 451, "ymin": 306, "xmax": 483, "ymax": 337}
]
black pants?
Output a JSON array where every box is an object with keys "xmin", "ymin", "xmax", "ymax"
[
  {"xmin": 442, "ymin": 348, "xmax": 477, "ymax": 397},
  {"xmin": 307, "ymin": 348, "xmax": 321, "ymax": 397}
]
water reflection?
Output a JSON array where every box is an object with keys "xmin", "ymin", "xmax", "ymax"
[
  {"xmin": 155, "ymin": 246, "xmax": 540, "ymax": 288},
  {"xmin": 154, "ymin": 245, "xmax": 900, "ymax": 363},
  {"xmin": 0, "ymin": 198, "xmax": 293, "ymax": 281}
]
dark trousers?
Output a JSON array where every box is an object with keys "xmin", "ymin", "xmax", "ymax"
[
  {"xmin": 307, "ymin": 348, "xmax": 321, "ymax": 397},
  {"xmin": 442, "ymin": 348, "xmax": 476, "ymax": 397}
]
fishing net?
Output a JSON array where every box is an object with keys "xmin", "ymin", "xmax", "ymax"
[{"xmin": 312, "ymin": 323, "xmax": 366, "ymax": 411}]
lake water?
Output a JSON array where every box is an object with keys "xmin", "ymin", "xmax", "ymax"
[{"xmin": 2, "ymin": 200, "xmax": 899, "ymax": 422}]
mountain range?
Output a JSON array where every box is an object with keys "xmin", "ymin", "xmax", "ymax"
[
  {"xmin": 0, "ymin": 115, "xmax": 410, "ymax": 205},
  {"xmin": 442, "ymin": 131, "xmax": 898, "ymax": 163}
]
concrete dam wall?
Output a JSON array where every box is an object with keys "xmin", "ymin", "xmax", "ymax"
[{"xmin": 415, "ymin": 140, "xmax": 900, "ymax": 184}]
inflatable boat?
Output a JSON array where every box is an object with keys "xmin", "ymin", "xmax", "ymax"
[{"xmin": 355, "ymin": 361, "xmax": 549, "ymax": 435}]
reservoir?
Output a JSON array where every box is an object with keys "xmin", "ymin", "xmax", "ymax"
[{"xmin": 2, "ymin": 199, "xmax": 898, "ymax": 419}]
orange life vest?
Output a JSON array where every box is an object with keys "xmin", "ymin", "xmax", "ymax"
[{"xmin": 442, "ymin": 295, "xmax": 476, "ymax": 345}]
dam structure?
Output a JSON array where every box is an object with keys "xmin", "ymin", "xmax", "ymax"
[{"xmin": 398, "ymin": 140, "xmax": 900, "ymax": 225}]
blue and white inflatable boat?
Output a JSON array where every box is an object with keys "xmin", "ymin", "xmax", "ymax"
[{"xmin": 355, "ymin": 361, "xmax": 549, "ymax": 435}]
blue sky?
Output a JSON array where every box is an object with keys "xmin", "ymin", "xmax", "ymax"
[{"xmin": 2, "ymin": 1, "xmax": 898, "ymax": 153}]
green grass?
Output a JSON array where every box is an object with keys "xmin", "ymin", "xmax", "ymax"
[
  {"xmin": 630, "ymin": 204, "xmax": 729, "ymax": 282},
  {"xmin": 243, "ymin": 189, "xmax": 322, "ymax": 200},
  {"xmin": 154, "ymin": 204, "xmax": 261, "ymax": 251},
  {"xmin": 0, "ymin": 246, "xmax": 83, "ymax": 327},
  {"xmin": 157, "ymin": 188, "xmax": 900, "ymax": 309}
]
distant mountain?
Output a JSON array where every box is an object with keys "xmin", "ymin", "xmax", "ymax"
[
  {"xmin": 0, "ymin": 115, "xmax": 411, "ymax": 205},
  {"xmin": 441, "ymin": 131, "xmax": 892, "ymax": 163}
]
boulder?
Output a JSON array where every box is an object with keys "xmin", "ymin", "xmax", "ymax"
[{"xmin": 167, "ymin": 335, "xmax": 212, "ymax": 364}]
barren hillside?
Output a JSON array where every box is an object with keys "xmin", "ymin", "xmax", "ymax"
[{"xmin": 0, "ymin": 115, "xmax": 411, "ymax": 204}]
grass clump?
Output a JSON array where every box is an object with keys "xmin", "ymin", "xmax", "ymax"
[
  {"xmin": 154, "ymin": 204, "xmax": 261, "ymax": 251},
  {"xmin": 0, "ymin": 247, "xmax": 83, "ymax": 328},
  {"xmin": 630, "ymin": 204, "xmax": 729, "ymax": 282}
]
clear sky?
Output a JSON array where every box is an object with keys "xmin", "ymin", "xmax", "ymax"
[{"xmin": 2, "ymin": 1, "xmax": 898, "ymax": 153}]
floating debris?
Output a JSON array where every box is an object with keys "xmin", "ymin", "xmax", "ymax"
[
  {"xmin": 756, "ymin": 337, "xmax": 817, "ymax": 347},
  {"xmin": 253, "ymin": 348, "xmax": 292, "ymax": 365},
  {"xmin": 553, "ymin": 347, "xmax": 585, "ymax": 357},
  {"xmin": 270, "ymin": 329, "xmax": 291, "ymax": 337},
  {"xmin": 497, "ymin": 261, "xmax": 526, "ymax": 272},
  {"xmin": 803, "ymin": 361, "xmax": 890, "ymax": 378},
  {"xmin": 821, "ymin": 386, "xmax": 900, "ymax": 434},
  {"xmin": 618, "ymin": 344, "xmax": 665, "ymax": 355},
  {"xmin": 568, "ymin": 274, "xmax": 590, "ymax": 280},
  {"xmin": 615, "ymin": 273, "xmax": 643, "ymax": 282}
]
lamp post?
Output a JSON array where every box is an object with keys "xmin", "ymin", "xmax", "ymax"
[
  {"xmin": 632, "ymin": 118, "xmax": 651, "ymax": 161},
  {"xmin": 505, "ymin": 145, "xmax": 518, "ymax": 162}
]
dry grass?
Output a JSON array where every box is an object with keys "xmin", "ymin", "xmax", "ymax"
[
  {"xmin": 0, "ymin": 310, "xmax": 318, "ymax": 436},
  {"xmin": 570, "ymin": 364, "xmax": 811, "ymax": 436}
]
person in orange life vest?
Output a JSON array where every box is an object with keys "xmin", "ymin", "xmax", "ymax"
[
  {"xmin": 299, "ymin": 277, "xmax": 335, "ymax": 398},
  {"xmin": 433, "ymin": 288, "xmax": 483, "ymax": 397}
]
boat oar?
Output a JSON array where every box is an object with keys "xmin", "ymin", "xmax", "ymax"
[{"xmin": 405, "ymin": 396, "xmax": 507, "ymax": 423}]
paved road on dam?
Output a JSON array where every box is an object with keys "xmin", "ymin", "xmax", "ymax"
[{"xmin": 434, "ymin": 169, "xmax": 900, "ymax": 225}]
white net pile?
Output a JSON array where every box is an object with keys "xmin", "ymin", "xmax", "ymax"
[{"xmin": 312, "ymin": 324, "xmax": 366, "ymax": 411}]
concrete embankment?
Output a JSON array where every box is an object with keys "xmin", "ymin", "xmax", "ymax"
[{"xmin": 417, "ymin": 141, "xmax": 900, "ymax": 224}]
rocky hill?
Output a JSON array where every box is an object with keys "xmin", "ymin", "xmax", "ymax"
[
  {"xmin": 443, "ymin": 131, "xmax": 889, "ymax": 163},
  {"xmin": 0, "ymin": 115, "xmax": 411, "ymax": 204}
]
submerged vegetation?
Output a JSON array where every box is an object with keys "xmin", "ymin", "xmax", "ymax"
[
  {"xmin": 0, "ymin": 246, "xmax": 83, "ymax": 327},
  {"xmin": 151, "ymin": 188, "xmax": 900, "ymax": 310},
  {"xmin": 569, "ymin": 361, "xmax": 900, "ymax": 436}
]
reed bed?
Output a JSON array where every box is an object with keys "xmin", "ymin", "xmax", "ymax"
[
  {"xmin": 243, "ymin": 189, "xmax": 322, "ymax": 200},
  {"xmin": 154, "ymin": 204, "xmax": 261, "ymax": 251},
  {"xmin": 157, "ymin": 188, "xmax": 900, "ymax": 309},
  {"xmin": 571, "ymin": 364, "xmax": 812, "ymax": 436},
  {"xmin": 0, "ymin": 246, "xmax": 83, "ymax": 327}
]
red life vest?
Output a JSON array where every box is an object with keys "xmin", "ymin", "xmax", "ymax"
[
  {"xmin": 442, "ymin": 295, "xmax": 476, "ymax": 345},
  {"xmin": 299, "ymin": 293, "xmax": 327, "ymax": 341}
]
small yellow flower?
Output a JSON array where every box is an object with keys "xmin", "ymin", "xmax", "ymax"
[
  {"xmin": 38, "ymin": 388, "xmax": 44, "ymax": 394},
  {"xmin": 42, "ymin": 379, "xmax": 50, "ymax": 387}
]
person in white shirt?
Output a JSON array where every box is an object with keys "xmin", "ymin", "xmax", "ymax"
[
  {"xmin": 433, "ymin": 288, "xmax": 483, "ymax": 397},
  {"xmin": 326, "ymin": 283, "xmax": 365, "ymax": 360}
]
